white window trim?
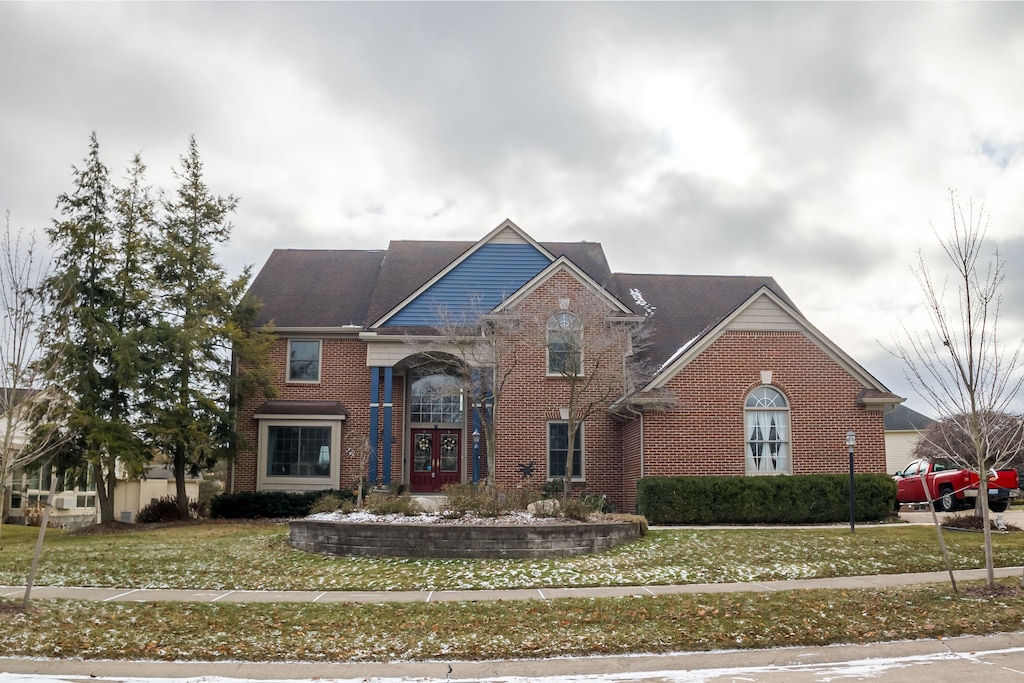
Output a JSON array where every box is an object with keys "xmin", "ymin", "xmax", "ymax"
[
  {"xmin": 257, "ymin": 418, "xmax": 342, "ymax": 492},
  {"xmin": 287, "ymin": 339, "xmax": 322, "ymax": 384},
  {"xmin": 744, "ymin": 385, "xmax": 791, "ymax": 476},
  {"xmin": 546, "ymin": 312, "xmax": 584, "ymax": 377},
  {"xmin": 547, "ymin": 420, "xmax": 585, "ymax": 482}
]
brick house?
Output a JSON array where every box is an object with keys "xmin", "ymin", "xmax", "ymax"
[{"xmin": 232, "ymin": 220, "xmax": 902, "ymax": 512}]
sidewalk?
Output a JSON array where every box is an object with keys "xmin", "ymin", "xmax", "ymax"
[
  {"xmin": 3, "ymin": 566, "xmax": 1022, "ymax": 604},
  {"xmin": 3, "ymin": 549, "xmax": 1024, "ymax": 681}
]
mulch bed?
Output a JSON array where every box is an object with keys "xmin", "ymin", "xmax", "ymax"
[
  {"xmin": 941, "ymin": 514, "xmax": 1022, "ymax": 533},
  {"xmin": 962, "ymin": 583, "xmax": 1024, "ymax": 598}
]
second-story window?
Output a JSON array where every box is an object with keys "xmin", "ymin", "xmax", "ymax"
[
  {"xmin": 547, "ymin": 311, "xmax": 582, "ymax": 375},
  {"xmin": 288, "ymin": 339, "xmax": 321, "ymax": 382}
]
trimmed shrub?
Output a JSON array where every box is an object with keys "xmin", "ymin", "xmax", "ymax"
[
  {"xmin": 210, "ymin": 489, "xmax": 355, "ymax": 519},
  {"xmin": 636, "ymin": 474, "xmax": 896, "ymax": 525},
  {"xmin": 136, "ymin": 496, "xmax": 203, "ymax": 523}
]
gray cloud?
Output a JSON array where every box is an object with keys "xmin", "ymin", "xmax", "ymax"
[{"xmin": 2, "ymin": 2, "xmax": 1024, "ymax": 410}]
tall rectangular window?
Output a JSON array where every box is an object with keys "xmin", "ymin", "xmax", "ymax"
[
  {"xmin": 267, "ymin": 425, "xmax": 332, "ymax": 477},
  {"xmin": 547, "ymin": 312, "xmax": 582, "ymax": 375},
  {"xmin": 548, "ymin": 422, "xmax": 583, "ymax": 480},
  {"xmin": 288, "ymin": 340, "xmax": 321, "ymax": 382}
]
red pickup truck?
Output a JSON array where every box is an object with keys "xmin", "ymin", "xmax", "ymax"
[{"xmin": 894, "ymin": 458, "xmax": 1020, "ymax": 513}]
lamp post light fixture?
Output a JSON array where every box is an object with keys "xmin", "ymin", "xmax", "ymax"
[
  {"xmin": 846, "ymin": 430, "xmax": 856, "ymax": 533},
  {"xmin": 471, "ymin": 428, "xmax": 481, "ymax": 483}
]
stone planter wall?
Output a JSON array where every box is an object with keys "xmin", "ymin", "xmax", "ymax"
[{"xmin": 289, "ymin": 519, "xmax": 642, "ymax": 559}]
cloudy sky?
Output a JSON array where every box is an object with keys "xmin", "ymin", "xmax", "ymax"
[{"xmin": 2, "ymin": 2, "xmax": 1023, "ymax": 415}]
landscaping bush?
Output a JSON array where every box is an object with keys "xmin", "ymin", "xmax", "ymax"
[
  {"xmin": 210, "ymin": 489, "xmax": 355, "ymax": 519},
  {"xmin": 636, "ymin": 474, "xmax": 896, "ymax": 525},
  {"xmin": 441, "ymin": 483, "xmax": 540, "ymax": 518},
  {"xmin": 560, "ymin": 498, "xmax": 593, "ymax": 521},
  {"xmin": 604, "ymin": 512, "xmax": 649, "ymax": 535},
  {"xmin": 309, "ymin": 493, "xmax": 344, "ymax": 515},
  {"xmin": 365, "ymin": 492, "xmax": 423, "ymax": 516},
  {"xmin": 580, "ymin": 493, "xmax": 614, "ymax": 514},
  {"xmin": 136, "ymin": 496, "xmax": 204, "ymax": 523}
]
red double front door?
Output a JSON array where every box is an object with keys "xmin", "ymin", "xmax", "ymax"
[{"xmin": 409, "ymin": 428, "xmax": 461, "ymax": 493}]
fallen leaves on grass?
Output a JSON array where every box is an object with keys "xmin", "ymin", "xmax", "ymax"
[{"xmin": 2, "ymin": 581, "xmax": 1024, "ymax": 662}]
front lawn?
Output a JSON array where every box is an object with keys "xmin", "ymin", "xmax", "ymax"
[
  {"xmin": 3, "ymin": 583, "xmax": 1024, "ymax": 662},
  {"xmin": 2, "ymin": 521, "xmax": 1023, "ymax": 663},
  {"xmin": 1, "ymin": 520, "xmax": 1022, "ymax": 591}
]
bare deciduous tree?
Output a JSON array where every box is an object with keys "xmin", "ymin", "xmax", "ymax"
[
  {"xmin": 891, "ymin": 191, "xmax": 1024, "ymax": 588},
  {"xmin": 515, "ymin": 286, "xmax": 650, "ymax": 501},
  {"xmin": 0, "ymin": 213, "xmax": 67, "ymax": 538},
  {"xmin": 406, "ymin": 297, "xmax": 522, "ymax": 487}
]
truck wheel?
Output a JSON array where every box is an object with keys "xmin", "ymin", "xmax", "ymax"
[
  {"xmin": 938, "ymin": 487, "xmax": 959, "ymax": 513},
  {"xmin": 990, "ymin": 500, "xmax": 1009, "ymax": 513}
]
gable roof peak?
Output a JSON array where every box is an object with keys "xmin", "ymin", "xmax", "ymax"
[{"xmin": 479, "ymin": 219, "xmax": 555, "ymax": 259}]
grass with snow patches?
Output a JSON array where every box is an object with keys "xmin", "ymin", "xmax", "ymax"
[
  {"xmin": 2, "ymin": 582, "xmax": 1024, "ymax": 661},
  {"xmin": 0, "ymin": 521, "xmax": 1023, "ymax": 591}
]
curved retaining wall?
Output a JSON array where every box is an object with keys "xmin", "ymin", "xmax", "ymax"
[{"xmin": 289, "ymin": 519, "xmax": 642, "ymax": 559}]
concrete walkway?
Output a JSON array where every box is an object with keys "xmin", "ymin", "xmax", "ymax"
[{"xmin": 3, "ymin": 566, "xmax": 1022, "ymax": 604}]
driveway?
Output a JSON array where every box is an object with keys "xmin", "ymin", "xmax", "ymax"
[{"xmin": 898, "ymin": 504, "xmax": 1024, "ymax": 527}]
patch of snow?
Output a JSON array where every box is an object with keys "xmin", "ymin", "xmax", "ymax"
[
  {"xmin": 658, "ymin": 334, "xmax": 702, "ymax": 371},
  {"xmin": 306, "ymin": 510, "xmax": 575, "ymax": 526},
  {"xmin": 629, "ymin": 288, "xmax": 656, "ymax": 317}
]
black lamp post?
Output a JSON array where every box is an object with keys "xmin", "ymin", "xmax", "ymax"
[{"xmin": 846, "ymin": 430, "xmax": 856, "ymax": 533}]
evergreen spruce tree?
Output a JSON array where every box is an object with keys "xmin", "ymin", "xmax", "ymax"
[
  {"xmin": 152, "ymin": 136, "xmax": 273, "ymax": 517},
  {"xmin": 43, "ymin": 133, "xmax": 152, "ymax": 523}
]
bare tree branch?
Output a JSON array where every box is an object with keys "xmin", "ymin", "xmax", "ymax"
[{"xmin": 888, "ymin": 191, "xmax": 1024, "ymax": 587}]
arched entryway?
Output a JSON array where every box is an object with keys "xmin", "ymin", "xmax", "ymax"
[{"xmin": 406, "ymin": 362, "xmax": 466, "ymax": 493}]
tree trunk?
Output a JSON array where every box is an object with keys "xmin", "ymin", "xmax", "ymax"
[
  {"xmin": 979, "ymin": 477, "xmax": 996, "ymax": 587},
  {"xmin": 93, "ymin": 460, "xmax": 115, "ymax": 524},
  {"xmin": 174, "ymin": 449, "xmax": 189, "ymax": 518}
]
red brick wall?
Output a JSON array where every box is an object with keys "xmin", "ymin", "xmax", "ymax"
[
  {"xmin": 620, "ymin": 417, "xmax": 643, "ymax": 511},
  {"xmin": 235, "ymin": 310, "xmax": 888, "ymax": 516},
  {"xmin": 491, "ymin": 272, "xmax": 628, "ymax": 507},
  {"xmin": 627, "ymin": 329, "xmax": 887, "ymax": 504},
  {"xmin": 234, "ymin": 336, "xmax": 381, "ymax": 492}
]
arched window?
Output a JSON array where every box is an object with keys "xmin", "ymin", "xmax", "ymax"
[
  {"xmin": 410, "ymin": 369, "xmax": 464, "ymax": 424},
  {"xmin": 547, "ymin": 311, "xmax": 582, "ymax": 374},
  {"xmin": 745, "ymin": 386, "xmax": 789, "ymax": 474}
]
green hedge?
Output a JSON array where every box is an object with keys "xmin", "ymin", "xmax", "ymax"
[
  {"xmin": 210, "ymin": 489, "xmax": 355, "ymax": 519},
  {"xmin": 636, "ymin": 474, "xmax": 896, "ymax": 525}
]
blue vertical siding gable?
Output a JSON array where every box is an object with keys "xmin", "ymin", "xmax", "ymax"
[{"xmin": 384, "ymin": 243, "xmax": 552, "ymax": 326}]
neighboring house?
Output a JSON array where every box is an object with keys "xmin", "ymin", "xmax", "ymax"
[
  {"xmin": 233, "ymin": 220, "xmax": 903, "ymax": 512},
  {"xmin": 2, "ymin": 387, "xmax": 203, "ymax": 529},
  {"xmin": 884, "ymin": 404, "xmax": 935, "ymax": 474},
  {"xmin": 6, "ymin": 462, "xmax": 201, "ymax": 528},
  {"xmin": 0, "ymin": 386, "xmax": 37, "ymax": 523}
]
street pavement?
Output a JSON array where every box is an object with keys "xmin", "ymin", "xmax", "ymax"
[{"xmin": 2, "ymin": 508, "xmax": 1023, "ymax": 682}]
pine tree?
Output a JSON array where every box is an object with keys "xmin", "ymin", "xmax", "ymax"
[
  {"xmin": 42, "ymin": 133, "xmax": 153, "ymax": 523},
  {"xmin": 152, "ymin": 136, "xmax": 273, "ymax": 516}
]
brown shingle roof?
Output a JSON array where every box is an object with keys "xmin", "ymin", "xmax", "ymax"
[
  {"xmin": 244, "ymin": 239, "xmax": 802, "ymax": 370},
  {"xmin": 247, "ymin": 249, "xmax": 384, "ymax": 328},
  {"xmin": 254, "ymin": 400, "xmax": 350, "ymax": 417},
  {"xmin": 613, "ymin": 274, "xmax": 798, "ymax": 367}
]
